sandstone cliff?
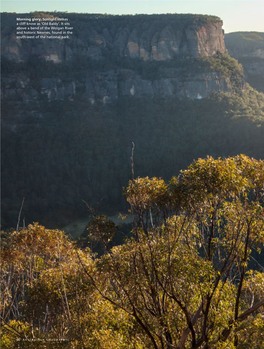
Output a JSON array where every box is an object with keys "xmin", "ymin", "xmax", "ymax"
[
  {"xmin": 2, "ymin": 13, "xmax": 244, "ymax": 104},
  {"xmin": 225, "ymin": 32, "xmax": 264, "ymax": 59},
  {"xmin": 2, "ymin": 13, "xmax": 225, "ymax": 62},
  {"xmin": 225, "ymin": 32, "xmax": 264, "ymax": 93},
  {"xmin": 2, "ymin": 14, "xmax": 263, "ymax": 230},
  {"xmin": 2, "ymin": 69, "xmax": 236, "ymax": 104}
]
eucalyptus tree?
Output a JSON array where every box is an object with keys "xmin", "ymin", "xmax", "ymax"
[{"xmin": 88, "ymin": 155, "xmax": 264, "ymax": 349}]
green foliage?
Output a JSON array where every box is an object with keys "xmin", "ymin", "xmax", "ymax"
[
  {"xmin": 224, "ymin": 32, "xmax": 264, "ymax": 94},
  {"xmin": 237, "ymin": 314, "xmax": 264, "ymax": 348},
  {"xmin": 1, "ymin": 51, "xmax": 244, "ymax": 86},
  {"xmin": 103, "ymin": 155, "xmax": 264, "ymax": 348},
  {"xmin": 225, "ymin": 32, "xmax": 264, "ymax": 53},
  {"xmin": 0, "ymin": 224, "xmax": 141, "ymax": 348},
  {"xmin": 2, "ymin": 85, "xmax": 264, "ymax": 229},
  {"xmin": 1, "ymin": 156, "xmax": 264, "ymax": 348},
  {"xmin": 2, "ymin": 14, "xmax": 263, "ymax": 230},
  {"xmin": 86, "ymin": 215, "xmax": 119, "ymax": 253},
  {"xmin": 200, "ymin": 52, "xmax": 244, "ymax": 91}
]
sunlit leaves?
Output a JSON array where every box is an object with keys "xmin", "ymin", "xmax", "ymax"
[
  {"xmin": 1, "ymin": 155, "xmax": 264, "ymax": 348},
  {"xmin": 87, "ymin": 215, "xmax": 118, "ymax": 247},
  {"xmin": 0, "ymin": 224, "xmax": 140, "ymax": 348},
  {"xmin": 125, "ymin": 177, "xmax": 168, "ymax": 212},
  {"xmin": 118, "ymin": 155, "xmax": 264, "ymax": 348}
]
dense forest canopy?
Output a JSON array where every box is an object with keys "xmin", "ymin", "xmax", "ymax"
[
  {"xmin": 225, "ymin": 32, "xmax": 264, "ymax": 53},
  {"xmin": 1, "ymin": 155, "xmax": 264, "ymax": 348},
  {"xmin": 1, "ymin": 13, "xmax": 264, "ymax": 228},
  {"xmin": 2, "ymin": 85, "xmax": 264, "ymax": 229},
  {"xmin": 225, "ymin": 31, "xmax": 264, "ymax": 93},
  {"xmin": 1, "ymin": 11, "xmax": 264, "ymax": 348}
]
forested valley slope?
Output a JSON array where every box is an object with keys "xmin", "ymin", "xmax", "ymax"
[{"xmin": 1, "ymin": 12, "xmax": 264, "ymax": 229}]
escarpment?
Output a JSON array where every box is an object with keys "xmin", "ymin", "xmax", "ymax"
[
  {"xmin": 225, "ymin": 32, "xmax": 264, "ymax": 93},
  {"xmin": 2, "ymin": 13, "xmax": 244, "ymax": 104},
  {"xmin": 2, "ymin": 13, "xmax": 264, "ymax": 230},
  {"xmin": 2, "ymin": 13, "xmax": 226, "ymax": 62}
]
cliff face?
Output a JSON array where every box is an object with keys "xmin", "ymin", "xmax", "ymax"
[
  {"xmin": 2, "ymin": 13, "xmax": 225, "ymax": 63},
  {"xmin": 225, "ymin": 32, "xmax": 264, "ymax": 59},
  {"xmin": 225, "ymin": 32, "xmax": 264, "ymax": 92},
  {"xmin": 2, "ymin": 70, "xmax": 234, "ymax": 104},
  {"xmin": 2, "ymin": 13, "xmax": 243, "ymax": 104},
  {"xmin": 1, "ymin": 14, "xmax": 263, "ymax": 230}
]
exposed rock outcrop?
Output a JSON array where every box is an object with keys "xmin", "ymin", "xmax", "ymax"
[
  {"xmin": 225, "ymin": 32, "xmax": 264, "ymax": 92},
  {"xmin": 2, "ymin": 13, "xmax": 244, "ymax": 104},
  {"xmin": 2, "ymin": 69, "xmax": 237, "ymax": 104},
  {"xmin": 2, "ymin": 13, "xmax": 225, "ymax": 63},
  {"xmin": 225, "ymin": 32, "xmax": 264, "ymax": 59}
]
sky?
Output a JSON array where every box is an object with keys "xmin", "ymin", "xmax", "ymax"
[{"xmin": 1, "ymin": 0, "xmax": 264, "ymax": 33}]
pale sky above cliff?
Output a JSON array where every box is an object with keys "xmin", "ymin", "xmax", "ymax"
[{"xmin": 1, "ymin": 0, "xmax": 264, "ymax": 33}]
